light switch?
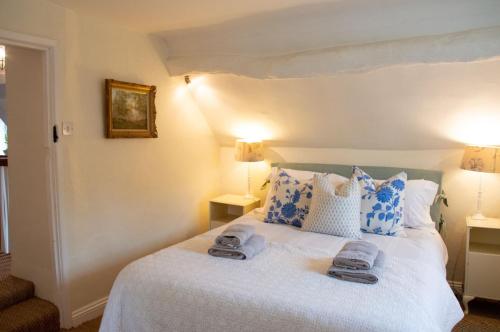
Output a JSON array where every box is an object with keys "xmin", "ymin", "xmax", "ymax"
[{"xmin": 62, "ymin": 121, "xmax": 74, "ymax": 136}]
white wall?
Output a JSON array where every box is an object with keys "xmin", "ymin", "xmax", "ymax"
[
  {"xmin": 189, "ymin": 59, "xmax": 500, "ymax": 149},
  {"xmin": 219, "ymin": 146, "xmax": 500, "ymax": 283},
  {"xmin": 0, "ymin": 0, "xmax": 220, "ymax": 325},
  {"xmin": 61, "ymin": 12, "xmax": 220, "ymax": 316}
]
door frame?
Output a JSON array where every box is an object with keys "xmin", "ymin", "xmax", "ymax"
[{"xmin": 0, "ymin": 29, "xmax": 67, "ymax": 326}]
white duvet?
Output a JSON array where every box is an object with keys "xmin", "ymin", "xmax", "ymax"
[{"xmin": 100, "ymin": 212, "xmax": 463, "ymax": 332}]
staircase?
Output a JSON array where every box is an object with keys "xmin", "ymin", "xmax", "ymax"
[
  {"xmin": 0, "ymin": 274, "xmax": 60, "ymax": 332},
  {"xmin": 0, "ymin": 253, "xmax": 10, "ymax": 280}
]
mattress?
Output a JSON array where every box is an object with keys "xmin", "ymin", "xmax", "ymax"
[{"xmin": 100, "ymin": 210, "xmax": 463, "ymax": 332}]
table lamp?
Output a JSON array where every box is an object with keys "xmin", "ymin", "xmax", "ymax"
[
  {"xmin": 461, "ymin": 145, "xmax": 500, "ymax": 219},
  {"xmin": 235, "ymin": 139, "xmax": 264, "ymax": 199}
]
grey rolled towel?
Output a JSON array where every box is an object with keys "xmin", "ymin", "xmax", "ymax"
[
  {"xmin": 328, "ymin": 251, "xmax": 385, "ymax": 284},
  {"xmin": 215, "ymin": 224, "xmax": 255, "ymax": 248},
  {"xmin": 333, "ymin": 241, "xmax": 379, "ymax": 270},
  {"xmin": 209, "ymin": 234, "xmax": 266, "ymax": 260}
]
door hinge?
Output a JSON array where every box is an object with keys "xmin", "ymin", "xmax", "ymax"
[{"xmin": 53, "ymin": 125, "xmax": 59, "ymax": 143}]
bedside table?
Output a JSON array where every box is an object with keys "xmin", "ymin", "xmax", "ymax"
[
  {"xmin": 463, "ymin": 216, "xmax": 500, "ymax": 314},
  {"xmin": 209, "ymin": 194, "xmax": 260, "ymax": 230}
]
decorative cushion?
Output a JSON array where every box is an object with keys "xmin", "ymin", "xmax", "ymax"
[
  {"xmin": 263, "ymin": 167, "xmax": 348, "ymax": 213},
  {"xmin": 302, "ymin": 174, "xmax": 362, "ymax": 238},
  {"xmin": 354, "ymin": 166, "xmax": 407, "ymax": 236},
  {"xmin": 263, "ymin": 170, "xmax": 313, "ymax": 227}
]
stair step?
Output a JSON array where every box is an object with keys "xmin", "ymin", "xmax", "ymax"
[
  {"xmin": 0, "ymin": 276, "xmax": 35, "ymax": 311},
  {"xmin": 0, "ymin": 253, "xmax": 10, "ymax": 280},
  {"xmin": 0, "ymin": 297, "xmax": 59, "ymax": 332}
]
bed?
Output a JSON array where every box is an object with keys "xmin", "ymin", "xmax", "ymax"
[{"xmin": 100, "ymin": 164, "xmax": 463, "ymax": 332}]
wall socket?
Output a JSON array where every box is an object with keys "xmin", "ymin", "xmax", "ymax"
[{"xmin": 62, "ymin": 121, "xmax": 74, "ymax": 136}]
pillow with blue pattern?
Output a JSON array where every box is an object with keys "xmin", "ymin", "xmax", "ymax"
[
  {"xmin": 264, "ymin": 169, "xmax": 313, "ymax": 227},
  {"xmin": 353, "ymin": 166, "xmax": 407, "ymax": 236}
]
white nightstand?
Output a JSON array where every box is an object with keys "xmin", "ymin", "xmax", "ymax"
[
  {"xmin": 463, "ymin": 216, "xmax": 500, "ymax": 313},
  {"xmin": 209, "ymin": 194, "xmax": 260, "ymax": 230}
]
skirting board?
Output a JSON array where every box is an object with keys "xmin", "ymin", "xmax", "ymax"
[
  {"xmin": 71, "ymin": 296, "xmax": 108, "ymax": 327},
  {"xmin": 448, "ymin": 280, "xmax": 464, "ymax": 295}
]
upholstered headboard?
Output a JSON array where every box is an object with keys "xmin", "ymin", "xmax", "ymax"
[{"xmin": 271, "ymin": 162, "xmax": 443, "ymax": 225}]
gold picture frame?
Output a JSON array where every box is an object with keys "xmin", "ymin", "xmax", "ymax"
[{"xmin": 105, "ymin": 79, "xmax": 158, "ymax": 138}]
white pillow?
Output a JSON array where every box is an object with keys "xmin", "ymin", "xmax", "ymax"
[
  {"xmin": 404, "ymin": 179, "xmax": 439, "ymax": 228},
  {"xmin": 302, "ymin": 174, "xmax": 362, "ymax": 238}
]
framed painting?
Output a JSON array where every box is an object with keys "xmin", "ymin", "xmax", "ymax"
[{"xmin": 105, "ymin": 79, "xmax": 158, "ymax": 138}]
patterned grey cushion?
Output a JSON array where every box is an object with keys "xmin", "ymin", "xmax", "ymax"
[{"xmin": 302, "ymin": 174, "xmax": 362, "ymax": 238}]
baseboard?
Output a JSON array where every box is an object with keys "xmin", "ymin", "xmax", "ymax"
[
  {"xmin": 448, "ymin": 280, "xmax": 464, "ymax": 295},
  {"xmin": 71, "ymin": 296, "xmax": 108, "ymax": 327}
]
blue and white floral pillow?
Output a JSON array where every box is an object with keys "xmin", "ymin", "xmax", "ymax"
[
  {"xmin": 353, "ymin": 166, "xmax": 407, "ymax": 236},
  {"xmin": 264, "ymin": 170, "xmax": 313, "ymax": 227}
]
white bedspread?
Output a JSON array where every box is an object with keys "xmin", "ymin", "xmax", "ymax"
[{"xmin": 100, "ymin": 212, "xmax": 463, "ymax": 332}]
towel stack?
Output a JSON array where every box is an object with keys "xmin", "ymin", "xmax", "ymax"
[
  {"xmin": 208, "ymin": 224, "xmax": 266, "ymax": 260},
  {"xmin": 327, "ymin": 241, "xmax": 385, "ymax": 284}
]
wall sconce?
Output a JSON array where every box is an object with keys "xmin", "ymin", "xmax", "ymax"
[
  {"xmin": 184, "ymin": 75, "xmax": 191, "ymax": 85},
  {"xmin": 0, "ymin": 45, "xmax": 5, "ymax": 71}
]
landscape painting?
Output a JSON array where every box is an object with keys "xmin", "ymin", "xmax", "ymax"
[{"xmin": 105, "ymin": 79, "xmax": 158, "ymax": 138}]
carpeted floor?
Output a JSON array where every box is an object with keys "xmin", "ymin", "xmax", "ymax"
[
  {"xmin": 452, "ymin": 299, "xmax": 500, "ymax": 332},
  {"xmin": 0, "ymin": 276, "xmax": 60, "ymax": 331},
  {"xmin": 64, "ymin": 317, "xmax": 101, "ymax": 332},
  {"xmin": 0, "ymin": 253, "xmax": 11, "ymax": 280},
  {"xmin": 66, "ymin": 299, "xmax": 500, "ymax": 332}
]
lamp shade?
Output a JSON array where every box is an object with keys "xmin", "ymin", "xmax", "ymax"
[
  {"xmin": 235, "ymin": 139, "xmax": 264, "ymax": 162},
  {"xmin": 461, "ymin": 146, "xmax": 500, "ymax": 173}
]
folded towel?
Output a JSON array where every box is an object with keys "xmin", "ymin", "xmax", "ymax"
[
  {"xmin": 215, "ymin": 224, "xmax": 256, "ymax": 248},
  {"xmin": 333, "ymin": 241, "xmax": 379, "ymax": 270},
  {"xmin": 209, "ymin": 234, "xmax": 266, "ymax": 260},
  {"xmin": 328, "ymin": 251, "xmax": 385, "ymax": 284}
]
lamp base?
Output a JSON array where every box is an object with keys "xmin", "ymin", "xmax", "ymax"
[
  {"xmin": 471, "ymin": 212, "xmax": 487, "ymax": 220},
  {"xmin": 472, "ymin": 174, "xmax": 486, "ymax": 220}
]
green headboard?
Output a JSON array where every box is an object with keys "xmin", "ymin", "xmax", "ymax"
[{"xmin": 271, "ymin": 162, "xmax": 443, "ymax": 226}]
